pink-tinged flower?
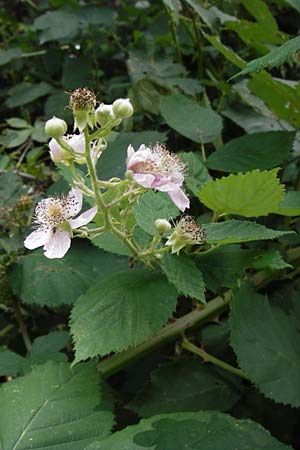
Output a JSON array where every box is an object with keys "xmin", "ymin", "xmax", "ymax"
[
  {"xmin": 49, "ymin": 134, "xmax": 102, "ymax": 165},
  {"xmin": 126, "ymin": 144, "xmax": 190, "ymax": 212},
  {"xmin": 24, "ymin": 189, "xmax": 98, "ymax": 259}
]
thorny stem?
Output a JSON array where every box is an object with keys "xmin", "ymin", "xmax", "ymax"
[
  {"xmin": 12, "ymin": 298, "xmax": 32, "ymax": 352},
  {"xmin": 97, "ymin": 246, "xmax": 300, "ymax": 378},
  {"xmin": 181, "ymin": 336, "xmax": 250, "ymax": 381}
]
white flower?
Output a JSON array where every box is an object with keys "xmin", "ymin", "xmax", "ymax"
[
  {"xmin": 24, "ymin": 189, "xmax": 98, "ymax": 259},
  {"xmin": 49, "ymin": 134, "xmax": 101, "ymax": 165}
]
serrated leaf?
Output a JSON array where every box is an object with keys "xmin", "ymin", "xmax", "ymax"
[
  {"xmin": 94, "ymin": 411, "xmax": 291, "ymax": 450},
  {"xmin": 206, "ymin": 131, "xmax": 295, "ymax": 173},
  {"xmin": 230, "ymin": 281, "xmax": 300, "ymax": 407},
  {"xmin": 204, "ymin": 220, "xmax": 294, "ymax": 245},
  {"xmin": 92, "ymin": 233, "xmax": 132, "ymax": 256},
  {"xmin": 133, "ymin": 191, "xmax": 179, "ymax": 236},
  {"xmin": 0, "ymin": 361, "xmax": 114, "ymax": 450},
  {"xmin": 274, "ymin": 190, "xmax": 300, "ymax": 216},
  {"xmin": 71, "ymin": 270, "xmax": 177, "ymax": 361},
  {"xmin": 233, "ymin": 36, "xmax": 300, "ymax": 78},
  {"xmin": 9, "ymin": 241, "xmax": 127, "ymax": 306},
  {"xmin": 160, "ymin": 253, "xmax": 205, "ymax": 302},
  {"xmin": 204, "ymin": 34, "xmax": 246, "ymax": 68},
  {"xmin": 198, "ymin": 169, "xmax": 285, "ymax": 217},
  {"xmin": 128, "ymin": 359, "xmax": 241, "ymax": 418},
  {"xmin": 180, "ymin": 152, "xmax": 211, "ymax": 195},
  {"xmin": 196, "ymin": 245, "xmax": 258, "ymax": 293},
  {"xmin": 160, "ymin": 94, "xmax": 223, "ymax": 144},
  {"xmin": 251, "ymin": 249, "xmax": 292, "ymax": 271},
  {"xmin": 6, "ymin": 82, "xmax": 52, "ymax": 108}
]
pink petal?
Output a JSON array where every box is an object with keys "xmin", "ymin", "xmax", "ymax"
[
  {"xmin": 24, "ymin": 228, "xmax": 50, "ymax": 250},
  {"xmin": 133, "ymin": 173, "xmax": 156, "ymax": 188},
  {"xmin": 127, "ymin": 146, "xmax": 153, "ymax": 170},
  {"xmin": 65, "ymin": 188, "xmax": 83, "ymax": 217},
  {"xmin": 156, "ymin": 184, "xmax": 190, "ymax": 212},
  {"xmin": 68, "ymin": 134, "xmax": 85, "ymax": 154},
  {"xmin": 69, "ymin": 206, "xmax": 98, "ymax": 229},
  {"xmin": 49, "ymin": 139, "xmax": 63, "ymax": 161},
  {"xmin": 43, "ymin": 230, "xmax": 71, "ymax": 259},
  {"xmin": 127, "ymin": 144, "xmax": 135, "ymax": 161}
]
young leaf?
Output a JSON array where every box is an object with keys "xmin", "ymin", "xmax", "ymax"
[
  {"xmin": 93, "ymin": 411, "xmax": 291, "ymax": 450},
  {"xmin": 71, "ymin": 270, "xmax": 178, "ymax": 361},
  {"xmin": 204, "ymin": 220, "xmax": 294, "ymax": 245},
  {"xmin": 160, "ymin": 94, "xmax": 223, "ymax": 144},
  {"xmin": 160, "ymin": 253, "xmax": 205, "ymax": 303},
  {"xmin": 230, "ymin": 282, "xmax": 300, "ymax": 407},
  {"xmin": 0, "ymin": 361, "xmax": 114, "ymax": 450},
  {"xmin": 128, "ymin": 359, "xmax": 241, "ymax": 417},
  {"xmin": 198, "ymin": 168, "xmax": 285, "ymax": 217},
  {"xmin": 206, "ymin": 131, "xmax": 295, "ymax": 173},
  {"xmin": 133, "ymin": 191, "xmax": 179, "ymax": 236}
]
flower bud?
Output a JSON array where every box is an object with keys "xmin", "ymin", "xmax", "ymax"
[
  {"xmin": 112, "ymin": 98, "xmax": 133, "ymax": 119},
  {"xmin": 96, "ymin": 103, "xmax": 115, "ymax": 126},
  {"xmin": 45, "ymin": 117, "xmax": 67, "ymax": 139},
  {"xmin": 155, "ymin": 219, "xmax": 171, "ymax": 234}
]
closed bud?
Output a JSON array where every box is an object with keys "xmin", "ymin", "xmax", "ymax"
[
  {"xmin": 112, "ymin": 98, "xmax": 133, "ymax": 119},
  {"xmin": 96, "ymin": 103, "xmax": 115, "ymax": 126},
  {"xmin": 155, "ymin": 219, "xmax": 171, "ymax": 234},
  {"xmin": 45, "ymin": 117, "xmax": 67, "ymax": 139}
]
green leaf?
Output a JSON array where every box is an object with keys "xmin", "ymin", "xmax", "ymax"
[
  {"xmin": 9, "ymin": 241, "xmax": 127, "ymax": 306},
  {"xmin": 98, "ymin": 131, "xmax": 167, "ymax": 181},
  {"xmin": 180, "ymin": 152, "xmax": 211, "ymax": 195},
  {"xmin": 95, "ymin": 411, "xmax": 291, "ymax": 450},
  {"xmin": 5, "ymin": 118, "xmax": 31, "ymax": 129},
  {"xmin": 34, "ymin": 11, "xmax": 80, "ymax": 43},
  {"xmin": 6, "ymin": 82, "xmax": 52, "ymax": 108},
  {"xmin": 196, "ymin": 245, "xmax": 258, "ymax": 292},
  {"xmin": 0, "ymin": 47, "xmax": 22, "ymax": 66},
  {"xmin": 162, "ymin": 0, "xmax": 182, "ymax": 23},
  {"xmin": 206, "ymin": 131, "xmax": 295, "ymax": 173},
  {"xmin": 0, "ymin": 348, "xmax": 24, "ymax": 377},
  {"xmin": 133, "ymin": 191, "xmax": 179, "ymax": 236},
  {"xmin": 71, "ymin": 270, "xmax": 177, "ymax": 361},
  {"xmin": 0, "ymin": 128, "xmax": 32, "ymax": 148},
  {"xmin": 204, "ymin": 34, "xmax": 246, "ymax": 68},
  {"xmin": 92, "ymin": 233, "xmax": 132, "ymax": 256},
  {"xmin": 242, "ymin": 0, "xmax": 278, "ymax": 30},
  {"xmin": 160, "ymin": 253, "xmax": 205, "ymax": 303},
  {"xmin": 198, "ymin": 168, "xmax": 285, "ymax": 217},
  {"xmin": 204, "ymin": 220, "xmax": 294, "ymax": 245},
  {"xmin": 128, "ymin": 359, "xmax": 241, "ymax": 417},
  {"xmin": 230, "ymin": 281, "xmax": 300, "ymax": 407},
  {"xmin": 44, "ymin": 91, "xmax": 72, "ymax": 122},
  {"xmin": 251, "ymin": 249, "xmax": 292, "ymax": 271},
  {"xmin": 0, "ymin": 361, "xmax": 114, "ymax": 450},
  {"xmin": 248, "ymin": 72, "xmax": 300, "ymax": 127},
  {"xmin": 0, "ymin": 172, "xmax": 26, "ymax": 210},
  {"xmin": 233, "ymin": 36, "xmax": 300, "ymax": 78},
  {"xmin": 274, "ymin": 190, "xmax": 300, "ymax": 216},
  {"xmin": 62, "ymin": 56, "xmax": 93, "ymax": 89},
  {"xmin": 160, "ymin": 94, "xmax": 223, "ymax": 144}
]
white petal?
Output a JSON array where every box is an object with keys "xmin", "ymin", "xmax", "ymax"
[
  {"xmin": 127, "ymin": 144, "xmax": 135, "ymax": 161},
  {"xmin": 43, "ymin": 230, "xmax": 71, "ymax": 259},
  {"xmin": 65, "ymin": 188, "xmax": 83, "ymax": 217},
  {"xmin": 24, "ymin": 228, "xmax": 50, "ymax": 250},
  {"xmin": 49, "ymin": 139, "xmax": 63, "ymax": 162},
  {"xmin": 133, "ymin": 173, "xmax": 155, "ymax": 188},
  {"xmin": 68, "ymin": 134, "xmax": 85, "ymax": 154},
  {"xmin": 156, "ymin": 183, "xmax": 190, "ymax": 212},
  {"xmin": 69, "ymin": 206, "xmax": 98, "ymax": 229}
]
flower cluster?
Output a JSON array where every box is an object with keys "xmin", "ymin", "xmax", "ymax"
[{"xmin": 24, "ymin": 88, "xmax": 206, "ymax": 261}]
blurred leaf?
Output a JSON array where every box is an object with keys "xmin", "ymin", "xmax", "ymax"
[
  {"xmin": 62, "ymin": 56, "xmax": 93, "ymax": 89},
  {"xmin": 0, "ymin": 348, "xmax": 24, "ymax": 377},
  {"xmin": 160, "ymin": 253, "xmax": 205, "ymax": 302},
  {"xmin": 71, "ymin": 270, "xmax": 177, "ymax": 361},
  {"xmin": 9, "ymin": 241, "xmax": 128, "ymax": 306},
  {"xmin": 206, "ymin": 131, "xmax": 295, "ymax": 172},
  {"xmin": 94, "ymin": 411, "xmax": 290, "ymax": 450},
  {"xmin": 198, "ymin": 168, "xmax": 285, "ymax": 217},
  {"xmin": 133, "ymin": 191, "xmax": 179, "ymax": 236},
  {"xmin": 251, "ymin": 249, "xmax": 292, "ymax": 271},
  {"xmin": 204, "ymin": 34, "xmax": 246, "ymax": 68},
  {"xmin": 0, "ymin": 361, "xmax": 114, "ymax": 449},
  {"xmin": 0, "ymin": 47, "xmax": 22, "ymax": 66},
  {"xmin": 162, "ymin": 0, "xmax": 182, "ymax": 23},
  {"xmin": 274, "ymin": 190, "xmax": 300, "ymax": 216},
  {"xmin": 204, "ymin": 220, "xmax": 294, "ymax": 245},
  {"xmin": 230, "ymin": 281, "xmax": 300, "ymax": 407},
  {"xmin": 5, "ymin": 118, "xmax": 31, "ymax": 129},
  {"xmin": 34, "ymin": 10, "xmax": 80, "ymax": 43},
  {"xmin": 44, "ymin": 91, "xmax": 72, "ymax": 121},
  {"xmin": 160, "ymin": 94, "xmax": 223, "ymax": 144},
  {"xmin": 32, "ymin": 119, "xmax": 47, "ymax": 143},
  {"xmin": 6, "ymin": 82, "xmax": 52, "ymax": 108},
  {"xmin": 0, "ymin": 128, "xmax": 32, "ymax": 148},
  {"xmin": 180, "ymin": 152, "xmax": 211, "ymax": 195},
  {"xmin": 128, "ymin": 359, "xmax": 241, "ymax": 417}
]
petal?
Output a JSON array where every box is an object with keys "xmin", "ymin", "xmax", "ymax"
[
  {"xmin": 43, "ymin": 230, "xmax": 71, "ymax": 259},
  {"xmin": 127, "ymin": 146, "xmax": 153, "ymax": 170},
  {"xmin": 69, "ymin": 206, "xmax": 98, "ymax": 229},
  {"xmin": 127, "ymin": 144, "xmax": 135, "ymax": 161},
  {"xmin": 48, "ymin": 139, "xmax": 63, "ymax": 162},
  {"xmin": 65, "ymin": 188, "xmax": 83, "ymax": 217},
  {"xmin": 156, "ymin": 184, "xmax": 190, "ymax": 212},
  {"xmin": 24, "ymin": 228, "xmax": 50, "ymax": 250},
  {"xmin": 133, "ymin": 173, "xmax": 156, "ymax": 188},
  {"xmin": 68, "ymin": 134, "xmax": 85, "ymax": 154}
]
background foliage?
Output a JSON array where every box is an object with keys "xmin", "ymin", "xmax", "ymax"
[{"xmin": 1, "ymin": 0, "xmax": 300, "ymax": 449}]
